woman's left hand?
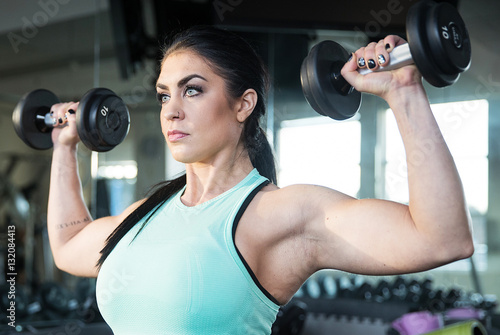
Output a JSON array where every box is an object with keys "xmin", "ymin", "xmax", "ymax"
[{"xmin": 341, "ymin": 35, "xmax": 423, "ymax": 102}]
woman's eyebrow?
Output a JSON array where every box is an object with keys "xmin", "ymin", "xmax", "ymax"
[{"xmin": 156, "ymin": 74, "xmax": 208, "ymax": 90}]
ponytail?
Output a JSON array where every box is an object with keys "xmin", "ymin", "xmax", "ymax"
[{"xmin": 245, "ymin": 123, "xmax": 277, "ymax": 185}]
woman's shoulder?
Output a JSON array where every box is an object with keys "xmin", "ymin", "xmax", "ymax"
[
  {"xmin": 259, "ymin": 182, "xmax": 349, "ymax": 205},
  {"xmin": 253, "ymin": 182, "xmax": 354, "ymax": 230},
  {"xmin": 250, "ymin": 183, "xmax": 320, "ymax": 223}
]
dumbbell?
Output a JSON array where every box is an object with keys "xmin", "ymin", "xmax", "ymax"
[
  {"xmin": 372, "ymin": 279, "xmax": 392, "ymax": 303},
  {"xmin": 319, "ymin": 274, "xmax": 338, "ymax": 299},
  {"xmin": 304, "ymin": 277, "xmax": 322, "ymax": 299},
  {"xmin": 271, "ymin": 301, "xmax": 307, "ymax": 335},
  {"xmin": 39, "ymin": 282, "xmax": 79, "ymax": 319},
  {"xmin": 12, "ymin": 88, "xmax": 130, "ymax": 152},
  {"xmin": 300, "ymin": 0, "xmax": 471, "ymax": 120}
]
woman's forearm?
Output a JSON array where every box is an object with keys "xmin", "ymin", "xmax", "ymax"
[
  {"xmin": 388, "ymin": 84, "xmax": 473, "ymax": 259},
  {"xmin": 47, "ymin": 144, "xmax": 93, "ymax": 264}
]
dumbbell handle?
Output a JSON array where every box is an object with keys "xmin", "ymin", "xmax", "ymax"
[
  {"xmin": 358, "ymin": 43, "xmax": 414, "ymax": 75},
  {"xmin": 36, "ymin": 113, "xmax": 60, "ymax": 127}
]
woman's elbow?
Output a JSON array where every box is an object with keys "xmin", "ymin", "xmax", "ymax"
[
  {"xmin": 457, "ymin": 216, "xmax": 475, "ymax": 260},
  {"xmin": 443, "ymin": 234, "xmax": 475, "ymax": 263},
  {"xmin": 446, "ymin": 214, "xmax": 475, "ymax": 261},
  {"xmin": 52, "ymin": 253, "xmax": 71, "ymax": 274},
  {"xmin": 457, "ymin": 237, "xmax": 475, "ymax": 260},
  {"xmin": 430, "ymin": 230, "xmax": 475, "ymax": 266}
]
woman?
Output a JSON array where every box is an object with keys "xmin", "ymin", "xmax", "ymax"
[{"xmin": 47, "ymin": 26, "xmax": 473, "ymax": 334}]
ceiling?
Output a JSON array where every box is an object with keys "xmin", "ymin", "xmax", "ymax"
[{"xmin": 0, "ymin": 0, "xmax": 499, "ymax": 111}]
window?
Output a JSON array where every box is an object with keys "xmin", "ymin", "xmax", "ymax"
[
  {"xmin": 384, "ymin": 99, "xmax": 489, "ymax": 270},
  {"xmin": 96, "ymin": 161, "xmax": 138, "ymax": 216},
  {"xmin": 278, "ymin": 117, "xmax": 361, "ymax": 197}
]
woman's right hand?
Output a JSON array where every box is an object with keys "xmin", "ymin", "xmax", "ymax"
[{"xmin": 50, "ymin": 102, "xmax": 80, "ymax": 149}]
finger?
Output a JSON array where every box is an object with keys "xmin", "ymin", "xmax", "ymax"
[
  {"xmin": 67, "ymin": 102, "xmax": 79, "ymax": 114},
  {"xmin": 65, "ymin": 102, "xmax": 79, "ymax": 124},
  {"xmin": 341, "ymin": 52, "xmax": 362, "ymax": 88},
  {"xmin": 50, "ymin": 103, "xmax": 63, "ymax": 123},
  {"xmin": 56, "ymin": 103, "xmax": 72, "ymax": 126},
  {"xmin": 343, "ymin": 52, "xmax": 358, "ymax": 71},
  {"xmin": 384, "ymin": 35, "xmax": 407, "ymax": 53},
  {"xmin": 363, "ymin": 42, "xmax": 378, "ymax": 71},
  {"xmin": 51, "ymin": 102, "xmax": 75, "ymax": 126},
  {"xmin": 375, "ymin": 39, "xmax": 389, "ymax": 67},
  {"xmin": 355, "ymin": 47, "xmax": 367, "ymax": 69}
]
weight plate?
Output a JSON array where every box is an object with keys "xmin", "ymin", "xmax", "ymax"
[
  {"xmin": 407, "ymin": 0, "xmax": 459, "ymax": 87},
  {"xmin": 300, "ymin": 40, "xmax": 361, "ymax": 120},
  {"xmin": 93, "ymin": 95, "xmax": 130, "ymax": 148},
  {"xmin": 425, "ymin": 2, "xmax": 471, "ymax": 75},
  {"xmin": 12, "ymin": 89, "xmax": 60, "ymax": 150},
  {"xmin": 301, "ymin": 59, "xmax": 327, "ymax": 117},
  {"xmin": 76, "ymin": 88, "xmax": 130, "ymax": 152},
  {"xmin": 76, "ymin": 88, "xmax": 97, "ymax": 151}
]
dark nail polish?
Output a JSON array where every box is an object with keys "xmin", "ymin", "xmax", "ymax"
[
  {"xmin": 378, "ymin": 54, "xmax": 386, "ymax": 65},
  {"xmin": 347, "ymin": 53, "xmax": 353, "ymax": 62},
  {"xmin": 385, "ymin": 43, "xmax": 391, "ymax": 50},
  {"xmin": 50, "ymin": 110, "xmax": 54, "ymax": 115},
  {"xmin": 358, "ymin": 57, "xmax": 366, "ymax": 67},
  {"xmin": 368, "ymin": 59, "xmax": 376, "ymax": 69},
  {"xmin": 58, "ymin": 117, "xmax": 63, "ymax": 124},
  {"xmin": 68, "ymin": 109, "xmax": 75, "ymax": 114}
]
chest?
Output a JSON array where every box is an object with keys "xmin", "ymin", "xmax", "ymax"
[
  {"xmin": 96, "ymin": 208, "xmax": 257, "ymax": 333},
  {"xmin": 95, "ymin": 175, "xmax": 281, "ymax": 333}
]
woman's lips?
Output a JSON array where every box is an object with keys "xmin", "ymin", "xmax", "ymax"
[{"xmin": 167, "ymin": 130, "xmax": 188, "ymax": 142}]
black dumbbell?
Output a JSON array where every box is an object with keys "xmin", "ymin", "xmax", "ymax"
[
  {"xmin": 12, "ymin": 88, "xmax": 130, "ymax": 152},
  {"xmin": 319, "ymin": 274, "xmax": 338, "ymax": 299},
  {"xmin": 442, "ymin": 288, "xmax": 463, "ymax": 309},
  {"xmin": 300, "ymin": 0, "xmax": 471, "ymax": 120},
  {"xmin": 39, "ymin": 282, "xmax": 79, "ymax": 319},
  {"xmin": 372, "ymin": 279, "xmax": 392, "ymax": 303},
  {"xmin": 304, "ymin": 277, "xmax": 322, "ymax": 299},
  {"xmin": 271, "ymin": 300, "xmax": 308, "ymax": 335},
  {"xmin": 355, "ymin": 282, "xmax": 374, "ymax": 301},
  {"xmin": 426, "ymin": 288, "xmax": 447, "ymax": 312},
  {"xmin": 389, "ymin": 276, "xmax": 409, "ymax": 302}
]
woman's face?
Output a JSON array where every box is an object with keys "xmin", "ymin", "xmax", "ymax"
[{"xmin": 156, "ymin": 50, "xmax": 244, "ymax": 165}]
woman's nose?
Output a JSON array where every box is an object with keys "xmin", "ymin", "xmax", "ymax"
[{"xmin": 163, "ymin": 100, "xmax": 184, "ymax": 120}]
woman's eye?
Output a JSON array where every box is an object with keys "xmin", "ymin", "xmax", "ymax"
[
  {"xmin": 156, "ymin": 93, "xmax": 170, "ymax": 104},
  {"xmin": 185, "ymin": 86, "xmax": 202, "ymax": 97}
]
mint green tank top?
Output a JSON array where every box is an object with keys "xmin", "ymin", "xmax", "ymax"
[{"xmin": 96, "ymin": 169, "xmax": 280, "ymax": 334}]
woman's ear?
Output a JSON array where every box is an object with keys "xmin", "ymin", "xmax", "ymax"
[{"xmin": 236, "ymin": 89, "xmax": 258, "ymax": 123}]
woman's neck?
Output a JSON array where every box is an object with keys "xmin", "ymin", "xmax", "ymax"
[{"xmin": 181, "ymin": 155, "xmax": 254, "ymax": 207}]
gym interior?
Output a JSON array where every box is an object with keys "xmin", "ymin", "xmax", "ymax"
[{"xmin": 1, "ymin": 0, "xmax": 499, "ymax": 334}]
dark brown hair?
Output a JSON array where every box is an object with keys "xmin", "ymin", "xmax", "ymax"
[{"xmin": 97, "ymin": 26, "xmax": 276, "ymax": 268}]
